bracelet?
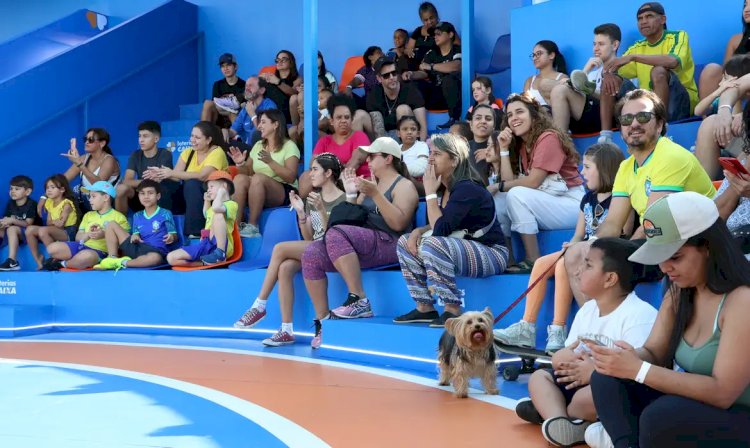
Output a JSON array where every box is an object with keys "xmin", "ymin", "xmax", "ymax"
[
  {"xmin": 346, "ymin": 193, "xmax": 358, "ymax": 199},
  {"xmin": 40, "ymin": 196, "xmax": 47, "ymax": 200},
  {"xmin": 635, "ymin": 361, "xmax": 652, "ymax": 384},
  {"xmin": 298, "ymin": 214, "xmax": 308, "ymax": 223},
  {"xmin": 499, "ymin": 151, "xmax": 510, "ymax": 157},
  {"xmin": 588, "ymin": 236, "xmax": 598, "ymax": 242},
  {"xmin": 76, "ymin": 163, "xmax": 83, "ymax": 168},
  {"xmin": 250, "ymin": 115, "xmax": 257, "ymax": 122},
  {"xmin": 718, "ymin": 104, "xmax": 733, "ymax": 112},
  {"xmin": 424, "ymin": 193, "xmax": 438, "ymax": 201},
  {"xmin": 236, "ymin": 160, "xmax": 246, "ymax": 167}
]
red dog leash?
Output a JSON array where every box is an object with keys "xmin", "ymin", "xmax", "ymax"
[{"xmin": 493, "ymin": 249, "xmax": 568, "ymax": 325}]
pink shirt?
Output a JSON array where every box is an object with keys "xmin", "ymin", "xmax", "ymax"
[
  {"xmin": 520, "ymin": 131, "xmax": 583, "ymax": 188},
  {"xmin": 313, "ymin": 131, "xmax": 371, "ymax": 177}
]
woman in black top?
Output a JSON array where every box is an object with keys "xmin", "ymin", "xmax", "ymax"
[{"xmin": 261, "ymin": 50, "xmax": 301, "ymax": 124}]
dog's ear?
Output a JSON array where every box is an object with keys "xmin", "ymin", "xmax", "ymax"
[
  {"xmin": 482, "ymin": 306, "xmax": 494, "ymax": 320},
  {"xmin": 445, "ymin": 317, "xmax": 458, "ymax": 335}
]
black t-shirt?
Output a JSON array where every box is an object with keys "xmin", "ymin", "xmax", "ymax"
[
  {"xmin": 265, "ymin": 74, "xmax": 298, "ymax": 124},
  {"xmin": 212, "ymin": 77, "xmax": 246, "ymax": 103},
  {"xmin": 579, "ymin": 190, "xmax": 614, "ymax": 240},
  {"xmin": 422, "ymin": 45, "xmax": 462, "ymax": 83},
  {"xmin": 468, "ymin": 140, "xmax": 490, "ymax": 186},
  {"xmin": 127, "ymin": 148, "xmax": 174, "ymax": 177},
  {"xmin": 366, "ymin": 83, "xmax": 425, "ymax": 130},
  {"xmin": 4, "ymin": 198, "xmax": 39, "ymax": 224},
  {"xmin": 410, "ymin": 26, "xmax": 436, "ymax": 66}
]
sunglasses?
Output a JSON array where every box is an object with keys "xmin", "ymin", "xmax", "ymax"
[
  {"xmin": 83, "ymin": 136, "xmax": 99, "ymax": 144},
  {"xmin": 529, "ymin": 51, "xmax": 547, "ymax": 59},
  {"xmin": 275, "ymin": 57, "xmax": 290, "ymax": 63},
  {"xmin": 380, "ymin": 70, "xmax": 399, "ymax": 79},
  {"xmin": 619, "ymin": 111, "xmax": 654, "ymax": 126},
  {"xmin": 591, "ymin": 203, "xmax": 605, "ymax": 230}
]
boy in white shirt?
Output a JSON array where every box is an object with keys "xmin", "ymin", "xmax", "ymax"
[{"xmin": 514, "ymin": 238, "xmax": 658, "ymax": 447}]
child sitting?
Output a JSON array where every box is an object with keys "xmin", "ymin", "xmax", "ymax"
[
  {"xmin": 0, "ymin": 175, "xmax": 39, "ymax": 271},
  {"xmin": 514, "ymin": 238, "xmax": 658, "ymax": 448},
  {"xmin": 42, "ymin": 181, "xmax": 129, "ymax": 271},
  {"xmin": 25, "ymin": 174, "xmax": 79, "ymax": 270},
  {"xmin": 465, "ymin": 76, "xmax": 503, "ymax": 127},
  {"xmin": 167, "ymin": 171, "xmax": 238, "ymax": 266},
  {"xmin": 397, "ymin": 115, "xmax": 429, "ymax": 179},
  {"xmin": 94, "ymin": 180, "xmax": 178, "ymax": 270}
]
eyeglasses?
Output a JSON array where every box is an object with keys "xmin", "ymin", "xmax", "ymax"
[
  {"xmin": 619, "ymin": 111, "xmax": 654, "ymax": 126},
  {"xmin": 83, "ymin": 136, "xmax": 99, "ymax": 144},
  {"xmin": 275, "ymin": 57, "xmax": 290, "ymax": 63},
  {"xmin": 591, "ymin": 203, "xmax": 605, "ymax": 230},
  {"xmin": 380, "ymin": 70, "xmax": 398, "ymax": 79},
  {"xmin": 529, "ymin": 51, "xmax": 547, "ymax": 59}
]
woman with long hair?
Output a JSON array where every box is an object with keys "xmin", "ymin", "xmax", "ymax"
[
  {"xmin": 62, "ymin": 127, "xmax": 121, "ymax": 212},
  {"xmin": 523, "ymin": 40, "xmax": 569, "ymax": 108},
  {"xmin": 261, "ymin": 50, "xmax": 301, "ymax": 124},
  {"xmin": 586, "ymin": 192, "xmax": 750, "ymax": 447},
  {"xmin": 698, "ymin": 1, "xmax": 750, "ymax": 99}
]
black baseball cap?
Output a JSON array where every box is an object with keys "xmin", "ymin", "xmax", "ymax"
[
  {"xmin": 374, "ymin": 56, "xmax": 396, "ymax": 74},
  {"xmin": 433, "ymin": 21, "xmax": 456, "ymax": 36},
  {"xmin": 637, "ymin": 2, "xmax": 665, "ymax": 17},
  {"xmin": 218, "ymin": 53, "xmax": 237, "ymax": 66}
]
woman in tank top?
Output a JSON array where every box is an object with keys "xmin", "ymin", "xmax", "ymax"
[
  {"xmin": 522, "ymin": 40, "xmax": 568, "ymax": 108},
  {"xmin": 585, "ymin": 192, "xmax": 750, "ymax": 448}
]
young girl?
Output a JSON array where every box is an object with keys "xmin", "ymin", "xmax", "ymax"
[
  {"xmin": 25, "ymin": 174, "xmax": 79, "ymax": 269},
  {"xmin": 694, "ymin": 54, "xmax": 750, "ymax": 116},
  {"xmin": 494, "ymin": 143, "xmax": 632, "ymax": 353},
  {"xmin": 516, "ymin": 238, "xmax": 657, "ymax": 448},
  {"xmin": 397, "ymin": 116, "xmax": 429, "ymax": 179},
  {"xmin": 234, "ymin": 153, "xmax": 345, "ymax": 346},
  {"xmin": 465, "ymin": 76, "xmax": 503, "ymax": 128}
]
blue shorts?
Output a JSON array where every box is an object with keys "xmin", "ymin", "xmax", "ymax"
[
  {"xmin": 64, "ymin": 241, "xmax": 107, "ymax": 260},
  {"xmin": 64, "ymin": 226, "xmax": 77, "ymax": 242},
  {"xmin": 181, "ymin": 237, "xmax": 218, "ymax": 262}
]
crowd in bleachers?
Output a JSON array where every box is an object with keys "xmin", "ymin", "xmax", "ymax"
[{"xmin": 2, "ymin": 0, "xmax": 750, "ymax": 446}]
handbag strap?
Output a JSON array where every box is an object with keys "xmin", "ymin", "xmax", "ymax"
[{"xmin": 468, "ymin": 212, "xmax": 497, "ymax": 239}]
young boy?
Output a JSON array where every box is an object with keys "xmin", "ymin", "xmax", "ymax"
[
  {"xmin": 0, "ymin": 175, "xmax": 39, "ymax": 270},
  {"xmin": 42, "ymin": 181, "xmax": 129, "ymax": 271},
  {"xmin": 95, "ymin": 180, "xmax": 178, "ymax": 271},
  {"xmin": 201, "ymin": 53, "xmax": 246, "ymax": 131},
  {"xmin": 514, "ymin": 238, "xmax": 658, "ymax": 447},
  {"xmin": 115, "ymin": 121, "xmax": 178, "ymax": 214},
  {"xmin": 166, "ymin": 171, "xmax": 237, "ymax": 266}
]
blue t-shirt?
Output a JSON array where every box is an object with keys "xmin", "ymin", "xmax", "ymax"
[
  {"xmin": 230, "ymin": 98, "xmax": 277, "ymax": 144},
  {"xmin": 132, "ymin": 207, "xmax": 177, "ymax": 253},
  {"xmin": 580, "ymin": 190, "xmax": 613, "ymax": 240}
]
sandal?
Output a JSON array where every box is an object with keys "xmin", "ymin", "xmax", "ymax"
[{"xmin": 506, "ymin": 259, "xmax": 534, "ymax": 274}]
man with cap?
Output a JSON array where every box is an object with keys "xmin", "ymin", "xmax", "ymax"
[
  {"xmin": 365, "ymin": 57, "xmax": 428, "ymax": 142},
  {"xmin": 200, "ymin": 53, "xmax": 246, "ymax": 131},
  {"xmin": 585, "ymin": 191, "xmax": 750, "ymax": 448},
  {"xmin": 42, "ymin": 181, "xmax": 130, "ymax": 271},
  {"xmin": 597, "ymin": 2, "xmax": 698, "ymax": 144}
]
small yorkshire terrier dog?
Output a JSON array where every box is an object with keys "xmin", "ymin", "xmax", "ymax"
[{"xmin": 437, "ymin": 307, "xmax": 498, "ymax": 398}]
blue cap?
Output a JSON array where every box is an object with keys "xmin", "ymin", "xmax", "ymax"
[{"xmin": 84, "ymin": 181, "xmax": 116, "ymax": 198}]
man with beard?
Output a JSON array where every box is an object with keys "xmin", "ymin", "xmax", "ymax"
[{"xmin": 228, "ymin": 76, "xmax": 277, "ymax": 151}]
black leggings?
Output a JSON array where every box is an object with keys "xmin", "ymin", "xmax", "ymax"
[{"xmin": 591, "ymin": 371, "xmax": 750, "ymax": 447}]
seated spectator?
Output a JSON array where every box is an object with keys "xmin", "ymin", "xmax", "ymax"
[
  {"xmin": 365, "ymin": 57, "xmax": 428, "ymax": 142},
  {"xmin": 233, "ymin": 154, "xmax": 346, "ymax": 346},
  {"xmin": 403, "ymin": 21, "xmax": 462, "ymax": 129},
  {"xmin": 491, "ymin": 93, "xmax": 584, "ymax": 273},
  {"xmin": 302, "ymin": 138, "xmax": 419, "ymax": 348},
  {"xmin": 449, "ymin": 120, "xmax": 473, "ymax": 141},
  {"xmin": 468, "ymin": 104, "xmax": 501, "ymax": 185},
  {"xmin": 0, "ymin": 176, "xmax": 38, "ymax": 271},
  {"xmin": 389, "ymin": 28, "xmax": 410, "ymax": 73},
  {"xmin": 523, "ymin": 40, "xmax": 569, "ymax": 109},
  {"xmin": 564, "ymin": 89, "xmax": 716, "ymax": 303},
  {"xmin": 290, "ymin": 56, "xmax": 337, "ymax": 135},
  {"xmin": 25, "ymin": 175, "xmax": 79, "ymax": 270},
  {"xmin": 167, "ymin": 171, "xmax": 238, "ymax": 266},
  {"xmin": 62, "ymin": 128, "xmax": 121, "ymax": 213},
  {"xmin": 697, "ymin": 1, "xmax": 750, "ymax": 101},
  {"xmin": 588, "ymin": 192, "xmax": 750, "ymax": 448},
  {"xmin": 227, "ymin": 76, "xmax": 277, "ymax": 152},
  {"xmin": 42, "ymin": 181, "xmax": 128, "ymax": 271},
  {"xmin": 144, "ymin": 121, "xmax": 228, "ymax": 239},
  {"xmin": 229, "ymin": 109, "xmax": 300, "ymax": 238},
  {"xmin": 115, "ymin": 121, "xmax": 179, "ymax": 214},
  {"xmin": 393, "ymin": 134, "xmax": 508, "ymax": 327},
  {"xmin": 518, "ymin": 238, "xmax": 657, "ymax": 448},
  {"xmin": 550, "ymin": 23, "xmax": 635, "ymax": 144},
  {"xmin": 345, "ymin": 46, "xmax": 384, "ymax": 105},
  {"xmin": 94, "ymin": 180, "xmax": 178, "ymax": 270},
  {"xmin": 465, "ymin": 76, "xmax": 503, "ymax": 127},
  {"xmin": 201, "ymin": 53, "xmax": 245, "ymax": 132},
  {"xmin": 599, "ymin": 2, "xmax": 698, "ymax": 134},
  {"xmin": 494, "ymin": 143, "xmax": 629, "ymax": 352},
  {"xmin": 694, "ymin": 55, "xmax": 750, "ymax": 117},
  {"xmin": 298, "ymin": 94, "xmax": 369, "ymax": 198},
  {"xmin": 318, "ymin": 51, "xmax": 338, "ymax": 93},
  {"xmin": 262, "ymin": 50, "xmax": 301, "ymax": 126},
  {"xmin": 397, "ymin": 115, "xmax": 429, "ymax": 180},
  {"xmin": 403, "ymin": 2, "xmax": 460, "ymax": 71}
]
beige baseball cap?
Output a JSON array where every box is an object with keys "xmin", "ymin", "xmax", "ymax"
[{"xmin": 358, "ymin": 137, "xmax": 402, "ymax": 159}]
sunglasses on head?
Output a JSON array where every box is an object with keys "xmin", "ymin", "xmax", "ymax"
[
  {"xmin": 380, "ymin": 70, "xmax": 399, "ymax": 79},
  {"xmin": 83, "ymin": 136, "xmax": 99, "ymax": 144},
  {"xmin": 619, "ymin": 111, "xmax": 654, "ymax": 126}
]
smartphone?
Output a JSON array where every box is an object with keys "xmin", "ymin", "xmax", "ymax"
[
  {"xmin": 719, "ymin": 157, "xmax": 749, "ymax": 176},
  {"xmin": 579, "ymin": 337, "xmax": 606, "ymax": 347}
]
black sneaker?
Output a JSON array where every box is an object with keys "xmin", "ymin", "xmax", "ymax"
[
  {"xmin": 515, "ymin": 398, "xmax": 543, "ymax": 425},
  {"xmin": 429, "ymin": 311, "xmax": 460, "ymax": 328},
  {"xmin": 542, "ymin": 416, "xmax": 591, "ymax": 447},
  {"xmin": 0, "ymin": 258, "xmax": 19, "ymax": 271},
  {"xmin": 41, "ymin": 258, "xmax": 63, "ymax": 271},
  {"xmin": 340, "ymin": 292, "xmax": 360, "ymax": 308},
  {"xmin": 436, "ymin": 119, "xmax": 457, "ymax": 130},
  {"xmin": 393, "ymin": 308, "xmax": 439, "ymax": 323}
]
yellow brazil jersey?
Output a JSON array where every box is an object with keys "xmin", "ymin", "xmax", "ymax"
[
  {"xmin": 78, "ymin": 208, "xmax": 130, "ymax": 252},
  {"xmin": 44, "ymin": 198, "xmax": 77, "ymax": 227},
  {"xmin": 619, "ymin": 30, "xmax": 698, "ymax": 112},
  {"xmin": 612, "ymin": 138, "xmax": 715, "ymax": 221},
  {"xmin": 204, "ymin": 200, "xmax": 238, "ymax": 257}
]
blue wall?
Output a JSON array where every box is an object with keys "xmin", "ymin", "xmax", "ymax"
[{"xmin": 510, "ymin": 0, "xmax": 738, "ymax": 93}]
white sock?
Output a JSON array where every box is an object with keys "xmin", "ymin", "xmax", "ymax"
[
  {"xmin": 252, "ymin": 298, "xmax": 267, "ymax": 312},
  {"xmin": 281, "ymin": 322, "xmax": 293, "ymax": 334},
  {"xmin": 121, "ymin": 259, "xmax": 129, "ymax": 267},
  {"xmin": 61, "ymin": 261, "xmax": 67, "ymax": 268},
  {"xmin": 550, "ymin": 324, "xmax": 565, "ymax": 331}
]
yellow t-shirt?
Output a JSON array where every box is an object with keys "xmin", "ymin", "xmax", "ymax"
[
  {"xmin": 204, "ymin": 200, "xmax": 238, "ymax": 257},
  {"xmin": 612, "ymin": 137, "xmax": 715, "ymax": 221},
  {"xmin": 44, "ymin": 198, "xmax": 77, "ymax": 227},
  {"xmin": 619, "ymin": 30, "xmax": 698, "ymax": 112},
  {"xmin": 78, "ymin": 208, "xmax": 130, "ymax": 252},
  {"xmin": 179, "ymin": 146, "xmax": 228, "ymax": 173},
  {"xmin": 249, "ymin": 140, "xmax": 300, "ymax": 187}
]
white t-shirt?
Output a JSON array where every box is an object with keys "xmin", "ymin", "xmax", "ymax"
[
  {"xmin": 587, "ymin": 66, "xmax": 603, "ymax": 95},
  {"xmin": 565, "ymin": 291, "xmax": 657, "ymax": 353},
  {"xmin": 401, "ymin": 140, "xmax": 429, "ymax": 178}
]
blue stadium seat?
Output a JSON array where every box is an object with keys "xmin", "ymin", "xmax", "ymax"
[
  {"xmin": 477, "ymin": 34, "xmax": 511, "ymax": 75},
  {"xmin": 229, "ymin": 207, "xmax": 301, "ymax": 271}
]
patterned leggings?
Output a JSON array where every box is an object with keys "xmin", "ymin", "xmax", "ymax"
[
  {"xmin": 301, "ymin": 225, "xmax": 399, "ymax": 280},
  {"xmin": 397, "ymin": 235, "xmax": 509, "ymax": 307}
]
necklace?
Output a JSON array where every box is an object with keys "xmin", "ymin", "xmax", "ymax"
[{"xmin": 384, "ymin": 89, "xmax": 399, "ymax": 116}]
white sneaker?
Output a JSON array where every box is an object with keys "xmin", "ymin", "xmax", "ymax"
[
  {"xmin": 545, "ymin": 325, "xmax": 567, "ymax": 353},
  {"xmin": 493, "ymin": 320, "xmax": 536, "ymax": 348},
  {"xmin": 542, "ymin": 416, "xmax": 591, "ymax": 447},
  {"xmin": 585, "ymin": 422, "xmax": 614, "ymax": 448},
  {"xmin": 213, "ymin": 96, "xmax": 240, "ymax": 114},
  {"xmin": 239, "ymin": 223, "xmax": 261, "ymax": 238},
  {"xmin": 597, "ymin": 134, "xmax": 614, "ymax": 145}
]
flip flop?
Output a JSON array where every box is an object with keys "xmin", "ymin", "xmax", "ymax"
[{"xmin": 506, "ymin": 259, "xmax": 534, "ymax": 274}]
